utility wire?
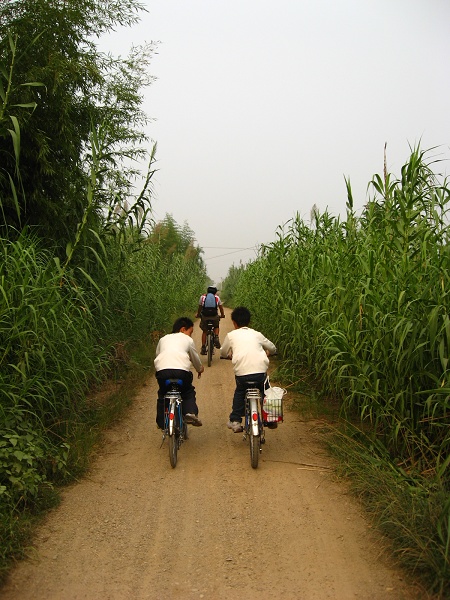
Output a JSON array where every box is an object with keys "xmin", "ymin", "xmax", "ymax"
[
  {"xmin": 206, "ymin": 247, "xmax": 257, "ymax": 260},
  {"xmin": 202, "ymin": 246, "xmax": 252, "ymax": 250}
]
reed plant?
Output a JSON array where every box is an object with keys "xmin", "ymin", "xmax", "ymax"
[
  {"xmin": 231, "ymin": 146, "xmax": 450, "ymax": 594},
  {"xmin": 0, "ymin": 225, "xmax": 206, "ymax": 580},
  {"xmin": 0, "ymin": 9, "xmax": 207, "ymax": 580}
]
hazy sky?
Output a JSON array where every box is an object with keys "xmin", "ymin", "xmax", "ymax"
[{"xmin": 100, "ymin": 0, "xmax": 450, "ymax": 283}]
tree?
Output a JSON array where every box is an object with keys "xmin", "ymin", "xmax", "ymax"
[
  {"xmin": 0, "ymin": 0, "xmax": 155, "ymax": 255},
  {"xmin": 148, "ymin": 214, "xmax": 205, "ymax": 267}
]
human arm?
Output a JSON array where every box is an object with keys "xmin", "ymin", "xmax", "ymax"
[
  {"xmin": 219, "ymin": 334, "xmax": 232, "ymax": 359},
  {"xmin": 259, "ymin": 333, "xmax": 277, "ymax": 356},
  {"xmin": 195, "ymin": 294, "xmax": 204, "ymax": 319},
  {"xmin": 217, "ymin": 296, "xmax": 225, "ymax": 318},
  {"xmin": 188, "ymin": 340, "xmax": 204, "ymax": 375},
  {"xmin": 195, "ymin": 303, "xmax": 203, "ymax": 319}
]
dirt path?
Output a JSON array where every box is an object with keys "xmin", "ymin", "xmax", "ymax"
[{"xmin": 1, "ymin": 308, "xmax": 422, "ymax": 599}]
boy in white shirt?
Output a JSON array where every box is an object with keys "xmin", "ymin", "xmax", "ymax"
[
  {"xmin": 220, "ymin": 306, "xmax": 277, "ymax": 433},
  {"xmin": 154, "ymin": 317, "xmax": 204, "ymax": 429}
]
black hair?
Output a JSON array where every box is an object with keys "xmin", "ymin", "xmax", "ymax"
[
  {"xmin": 172, "ymin": 316, "xmax": 194, "ymax": 333},
  {"xmin": 231, "ymin": 306, "xmax": 251, "ymax": 327},
  {"xmin": 207, "ymin": 286, "xmax": 217, "ymax": 294}
]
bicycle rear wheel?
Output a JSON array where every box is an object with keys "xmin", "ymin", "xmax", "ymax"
[
  {"xmin": 168, "ymin": 406, "xmax": 179, "ymax": 468},
  {"xmin": 248, "ymin": 395, "xmax": 261, "ymax": 468},
  {"xmin": 249, "ymin": 429, "xmax": 260, "ymax": 468},
  {"xmin": 207, "ymin": 331, "xmax": 213, "ymax": 367}
]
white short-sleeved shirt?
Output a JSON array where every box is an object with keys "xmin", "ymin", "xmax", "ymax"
[{"xmin": 219, "ymin": 327, "xmax": 276, "ymax": 376}]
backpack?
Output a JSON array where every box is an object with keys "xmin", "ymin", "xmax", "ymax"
[{"xmin": 202, "ymin": 292, "xmax": 218, "ymax": 317}]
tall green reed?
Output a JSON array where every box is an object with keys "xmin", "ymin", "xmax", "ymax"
[
  {"xmin": 235, "ymin": 146, "xmax": 450, "ymax": 475},
  {"xmin": 232, "ymin": 146, "xmax": 450, "ymax": 592}
]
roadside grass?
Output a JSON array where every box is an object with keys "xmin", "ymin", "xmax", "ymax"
[
  {"xmin": 273, "ymin": 361, "xmax": 341, "ymax": 423},
  {"xmin": 279, "ymin": 359, "xmax": 449, "ymax": 597},
  {"xmin": 311, "ymin": 411, "xmax": 450, "ymax": 598},
  {"xmin": 0, "ymin": 336, "xmax": 156, "ymax": 585}
]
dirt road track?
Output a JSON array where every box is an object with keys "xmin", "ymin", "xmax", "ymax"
[{"xmin": 1, "ymin": 309, "xmax": 423, "ymax": 599}]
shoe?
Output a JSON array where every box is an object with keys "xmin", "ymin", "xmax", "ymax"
[
  {"xmin": 184, "ymin": 413, "xmax": 202, "ymax": 426},
  {"xmin": 266, "ymin": 422, "xmax": 278, "ymax": 429},
  {"xmin": 227, "ymin": 420, "xmax": 243, "ymax": 433},
  {"xmin": 214, "ymin": 336, "xmax": 221, "ymax": 349},
  {"xmin": 200, "ymin": 345, "xmax": 207, "ymax": 355}
]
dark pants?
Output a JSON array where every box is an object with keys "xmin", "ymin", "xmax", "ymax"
[
  {"xmin": 229, "ymin": 372, "xmax": 266, "ymax": 423},
  {"xmin": 155, "ymin": 369, "xmax": 198, "ymax": 429}
]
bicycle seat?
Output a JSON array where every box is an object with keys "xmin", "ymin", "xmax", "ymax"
[
  {"xmin": 165, "ymin": 378, "xmax": 183, "ymax": 387},
  {"xmin": 245, "ymin": 381, "xmax": 259, "ymax": 388}
]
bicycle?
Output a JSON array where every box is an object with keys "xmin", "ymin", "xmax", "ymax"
[
  {"xmin": 204, "ymin": 316, "xmax": 224, "ymax": 367},
  {"xmin": 205, "ymin": 319, "xmax": 216, "ymax": 367},
  {"xmin": 220, "ymin": 356, "xmax": 268, "ymax": 469},
  {"xmin": 243, "ymin": 381, "xmax": 265, "ymax": 468},
  {"xmin": 162, "ymin": 378, "xmax": 188, "ymax": 468}
]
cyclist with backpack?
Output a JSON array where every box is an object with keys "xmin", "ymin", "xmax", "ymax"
[{"xmin": 196, "ymin": 286, "xmax": 225, "ymax": 355}]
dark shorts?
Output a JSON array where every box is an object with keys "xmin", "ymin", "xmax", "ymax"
[{"xmin": 200, "ymin": 315, "xmax": 220, "ymax": 331}]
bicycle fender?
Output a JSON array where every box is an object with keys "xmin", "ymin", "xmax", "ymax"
[
  {"xmin": 168, "ymin": 400, "xmax": 176, "ymax": 436},
  {"xmin": 250, "ymin": 398, "xmax": 259, "ymax": 436}
]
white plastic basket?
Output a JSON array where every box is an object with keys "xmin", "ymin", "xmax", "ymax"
[{"xmin": 263, "ymin": 384, "xmax": 286, "ymax": 422}]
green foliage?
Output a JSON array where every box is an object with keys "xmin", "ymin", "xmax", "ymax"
[
  {"xmin": 147, "ymin": 213, "xmax": 205, "ymax": 265},
  {"xmin": 220, "ymin": 262, "xmax": 246, "ymax": 306},
  {"xmin": 0, "ymin": 0, "xmax": 209, "ymax": 582},
  {"xmin": 103, "ymin": 222, "xmax": 207, "ymax": 341},
  {"xmin": 232, "ymin": 145, "xmax": 450, "ymax": 593},
  {"xmin": 234, "ymin": 146, "xmax": 450, "ymax": 478},
  {"xmin": 0, "ymin": 233, "xmax": 108, "ymax": 421},
  {"xmin": 0, "ymin": 410, "xmax": 69, "ymax": 505},
  {"xmin": 328, "ymin": 425, "xmax": 450, "ymax": 597},
  {"xmin": 0, "ymin": 0, "xmax": 156, "ymax": 258},
  {"xmin": 0, "ymin": 216, "xmax": 206, "ymax": 578}
]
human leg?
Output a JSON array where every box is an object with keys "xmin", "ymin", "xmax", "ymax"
[
  {"xmin": 212, "ymin": 316, "xmax": 221, "ymax": 348},
  {"xmin": 228, "ymin": 373, "xmax": 266, "ymax": 423},
  {"xmin": 180, "ymin": 371, "xmax": 202, "ymax": 426},
  {"xmin": 155, "ymin": 370, "xmax": 171, "ymax": 429},
  {"xmin": 200, "ymin": 318, "xmax": 207, "ymax": 353},
  {"xmin": 155, "ymin": 369, "xmax": 200, "ymax": 428},
  {"xmin": 228, "ymin": 376, "xmax": 246, "ymax": 423},
  {"xmin": 179, "ymin": 371, "xmax": 198, "ymax": 415}
]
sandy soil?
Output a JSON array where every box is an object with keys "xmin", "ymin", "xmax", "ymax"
[{"xmin": 1, "ymin": 308, "xmax": 424, "ymax": 600}]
